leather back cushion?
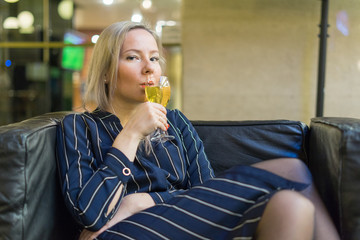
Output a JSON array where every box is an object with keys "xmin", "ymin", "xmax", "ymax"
[
  {"xmin": 192, "ymin": 120, "xmax": 309, "ymax": 176},
  {"xmin": 0, "ymin": 112, "xmax": 77, "ymax": 240}
]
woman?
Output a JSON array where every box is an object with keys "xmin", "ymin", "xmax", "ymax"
[{"xmin": 56, "ymin": 21, "xmax": 339, "ymax": 240}]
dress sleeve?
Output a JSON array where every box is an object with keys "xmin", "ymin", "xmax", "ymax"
[
  {"xmin": 175, "ymin": 110, "xmax": 215, "ymax": 187},
  {"xmin": 56, "ymin": 114, "xmax": 134, "ymax": 231}
]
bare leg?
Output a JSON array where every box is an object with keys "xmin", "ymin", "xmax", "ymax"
[
  {"xmin": 255, "ymin": 190, "xmax": 314, "ymax": 240},
  {"xmin": 252, "ymin": 158, "xmax": 340, "ymax": 240}
]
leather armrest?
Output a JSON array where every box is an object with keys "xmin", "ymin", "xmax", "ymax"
[
  {"xmin": 309, "ymin": 117, "xmax": 360, "ymax": 240},
  {"xmin": 0, "ymin": 112, "xmax": 77, "ymax": 240}
]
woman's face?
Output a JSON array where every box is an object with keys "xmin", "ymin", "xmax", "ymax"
[{"xmin": 115, "ymin": 28, "xmax": 162, "ymax": 105}]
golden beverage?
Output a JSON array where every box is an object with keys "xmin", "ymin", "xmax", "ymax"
[
  {"xmin": 160, "ymin": 86, "xmax": 171, "ymax": 107},
  {"xmin": 145, "ymin": 86, "xmax": 163, "ymax": 104}
]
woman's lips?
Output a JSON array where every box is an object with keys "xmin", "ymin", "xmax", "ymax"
[
  {"xmin": 140, "ymin": 83, "xmax": 148, "ymax": 88},
  {"xmin": 140, "ymin": 81, "xmax": 154, "ymax": 88}
]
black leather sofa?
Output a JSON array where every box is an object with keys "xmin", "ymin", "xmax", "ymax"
[{"xmin": 0, "ymin": 112, "xmax": 359, "ymax": 240}]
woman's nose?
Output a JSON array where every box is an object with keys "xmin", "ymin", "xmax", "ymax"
[{"xmin": 142, "ymin": 59, "xmax": 155, "ymax": 74}]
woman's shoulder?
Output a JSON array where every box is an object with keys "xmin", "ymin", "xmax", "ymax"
[
  {"xmin": 62, "ymin": 108, "xmax": 113, "ymax": 122},
  {"xmin": 61, "ymin": 110, "xmax": 102, "ymax": 127},
  {"xmin": 62, "ymin": 111, "xmax": 90, "ymax": 122},
  {"xmin": 167, "ymin": 109, "xmax": 192, "ymax": 126},
  {"xmin": 167, "ymin": 108, "xmax": 184, "ymax": 120}
]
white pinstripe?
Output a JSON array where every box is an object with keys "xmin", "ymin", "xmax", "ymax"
[{"xmin": 121, "ymin": 219, "xmax": 171, "ymax": 240}]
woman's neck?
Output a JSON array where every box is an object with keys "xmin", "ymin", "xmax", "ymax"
[{"xmin": 109, "ymin": 102, "xmax": 138, "ymax": 127}]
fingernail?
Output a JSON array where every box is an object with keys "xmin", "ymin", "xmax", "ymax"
[{"xmin": 166, "ymin": 124, "xmax": 170, "ymax": 130}]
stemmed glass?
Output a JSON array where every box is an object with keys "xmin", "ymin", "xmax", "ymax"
[{"xmin": 145, "ymin": 76, "xmax": 175, "ymax": 143}]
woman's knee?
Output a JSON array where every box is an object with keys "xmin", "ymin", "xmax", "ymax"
[
  {"xmin": 256, "ymin": 190, "xmax": 315, "ymax": 239},
  {"xmin": 281, "ymin": 158, "xmax": 311, "ymax": 183},
  {"xmin": 252, "ymin": 158, "xmax": 312, "ymax": 184},
  {"xmin": 269, "ymin": 190, "xmax": 315, "ymax": 215}
]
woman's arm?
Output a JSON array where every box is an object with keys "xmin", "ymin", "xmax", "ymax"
[
  {"xmin": 57, "ymin": 114, "xmax": 133, "ymax": 230},
  {"xmin": 79, "ymin": 192, "xmax": 155, "ymax": 240},
  {"xmin": 56, "ymin": 103, "xmax": 168, "ymax": 231}
]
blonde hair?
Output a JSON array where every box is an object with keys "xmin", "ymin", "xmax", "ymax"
[{"xmin": 84, "ymin": 21, "xmax": 165, "ymax": 111}]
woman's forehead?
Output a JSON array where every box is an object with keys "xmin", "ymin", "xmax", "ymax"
[{"xmin": 122, "ymin": 29, "xmax": 159, "ymax": 52}]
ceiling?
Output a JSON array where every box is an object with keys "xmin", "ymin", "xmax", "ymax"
[{"xmin": 73, "ymin": 0, "xmax": 182, "ymax": 31}]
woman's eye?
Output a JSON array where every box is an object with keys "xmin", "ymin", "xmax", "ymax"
[
  {"xmin": 126, "ymin": 56, "xmax": 139, "ymax": 61},
  {"xmin": 150, "ymin": 57, "xmax": 160, "ymax": 62}
]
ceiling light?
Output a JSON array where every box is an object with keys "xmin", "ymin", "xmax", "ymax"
[
  {"xmin": 131, "ymin": 13, "xmax": 143, "ymax": 23},
  {"xmin": 3, "ymin": 17, "xmax": 19, "ymax": 29},
  {"xmin": 18, "ymin": 11, "xmax": 35, "ymax": 34},
  {"xmin": 155, "ymin": 21, "xmax": 178, "ymax": 35},
  {"xmin": 91, "ymin": 35, "xmax": 99, "ymax": 44},
  {"xmin": 18, "ymin": 11, "xmax": 34, "ymax": 29},
  {"xmin": 142, "ymin": 0, "xmax": 152, "ymax": 9},
  {"xmin": 156, "ymin": 21, "xmax": 164, "ymax": 34},
  {"xmin": 103, "ymin": 0, "xmax": 113, "ymax": 5},
  {"xmin": 4, "ymin": 0, "xmax": 20, "ymax": 3},
  {"xmin": 58, "ymin": 0, "xmax": 74, "ymax": 20},
  {"xmin": 166, "ymin": 21, "xmax": 177, "ymax": 26}
]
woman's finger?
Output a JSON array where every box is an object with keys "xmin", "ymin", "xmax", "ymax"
[
  {"xmin": 79, "ymin": 229, "xmax": 93, "ymax": 240},
  {"xmin": 150, "ymin": 107, "xmax": 168, "ymax": 131},
  {"xmin": 147, "ymin": 102, "xmax": 167, "ymax": 114},
  {"xmin": 125, "ymin": 102, "xmax": 169, "ymax": 137}
]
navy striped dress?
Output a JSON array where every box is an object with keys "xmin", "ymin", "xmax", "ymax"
[{"xmin": 56, "ymin": 108, "xmax": 308, "ymax": 239}]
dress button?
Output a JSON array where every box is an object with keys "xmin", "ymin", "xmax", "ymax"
[{"xmin": 122, "ymin": 167, "xmax": 131, "ymax": 176}]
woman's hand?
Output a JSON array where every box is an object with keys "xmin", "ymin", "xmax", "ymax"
[
  {"xmin": 79, "ymin": 193, "xmax": 155, "ymax": 240},
  {"xmin": 125, "ymin": 102, "xmax": 168, "ymax": 138},
  {"xmin": 109, "ymin": 192, "xmax": 156, "ymax": 224},
  {"xmin": 112, "ymin": 102, "xmax": 168, "ymax": 162}
]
